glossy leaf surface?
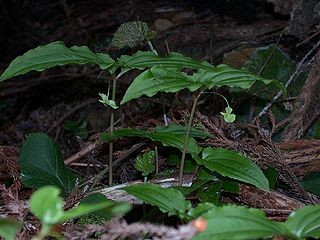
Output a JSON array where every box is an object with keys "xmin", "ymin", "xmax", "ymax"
[
  {"xmin": 121, "ymin": 66, "xmax": 286, "ymax": 104},
  {"xmin": 155, "ymin": 124, "xmax": 214, "ymax": 139},
  {"xmin": 0, "ymin": 41, "xmax": 115, "ymax": 81},
  {"xmin": 194, "ymin": 205, "xmax": 284, "ymax": 240},
  {"xmin": 123, "ymin": 183, "xmax": 191, "ymax": 217},
  {"xmin": 118, "ymin": 51, "xmax": 214, "ymax": 71},
  {"xmin": 201, "ymin": 147, "xmax": 269, "ymax": 190},
  {"xmin": 283, "ymin": 205, "xmax": 320, "ymax": 239}
]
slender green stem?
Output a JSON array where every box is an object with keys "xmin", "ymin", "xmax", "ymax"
[
  {"xmin": 210, "ymin": 92, "xmax": 231, "ymax": 108},
  {"xmin": 155, "ymin": 146, "xmax": 159, "ymax": 174},
  {"xmin": 33, "ymin": 225, "xmax": 51, "ymax": 240},
  {"xmin": 179, "ymin": 92, "xmax": 201, "ymax": 186},
  {"xmin": 147, "ymin": 40, "xmax": 168, "ymax": 174},
  {"xmin": 108, "ymin": 72, "xmax": 123, "ymax": 186}
]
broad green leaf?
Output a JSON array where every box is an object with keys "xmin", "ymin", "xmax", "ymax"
[
  {"xmin": 120, "ymin": 67, "xmax": 203, "ymax": 104},
  {"xmin": 301, "ymin": 172, "xmax": 320, "ymax": 196},
  {"xmin": 201, "ymin": 147, "xmax": 269, "ymax": 190},
  {"xmin": 222, "ymin": 181, "xmax": 240, "ymax": 193},
  {"xmin": 0, "ymin": 41, "xmax": 115, "ymax": 81},
  {"xmin": 151, "ymin": 132, "xmax": 201, "ymax": 157},
  {"xmin": 195, "ymin": 65, "xmax": 286, "ymax": 93},
  {"xmin": 19, "ymin": 133, "xmax": 79, "ymax": 193},
  {"xmin": 79, "ymin": 193, "xmax": 132, "ymax": 219},
  {"xmin": 0, "ymin": 219, "xmax": 22, "ymax": 240},
  {"xmin": 134, "ymin": 150, "xmax": 155, "ymax": 176},
  {"xmin": 123, "ymin": 183, "xmax": 191, "ymax": 217},
  {"xmin": 61, "ymin": 200, "xmax": 131, "ymax": 222},
  {"xmin": 120, "ymin": 66, "xmax": 286, "ymax": 104},
  {"xmin": 194, "ymin": 205, "xmax": 284, "ymax": 240},
  {"xmin": 155, "ymin": 124, "xmax": 214, "ymax": 139},
  {"xmin": 187, "ymin": 203, "xmax": 216, "ymax": 219},
  {"xmin": 30, "ymin": 186, "xmax": 64, "ymax": 225},
  {"xmin": 112, "ymin": 21, "xmax": 153, "ymax": 48},
  {"xmin": 174, "ymin": 180, "xmax": 210, "ymax": 196},
  {"xmin": 245, "ymin": 44, "xmax": 295, "ymax": 82},
  {"xmin": 168, "ymin": 154, "xmax": 196, "ymax": 173},
  {"xmin": 118, "ymin": 51, "xmax": 215, "ymax": 71},
  {"xmin": 196, "ymin": 183, "xmax": 222, "ymax": 205},
  {"xmin": 283, "ymin": 205, "xmax": 320, "ymax": 239},
  {"xmin": 100, "ymin": 128, "xmax": 202, "ymax": 157}
]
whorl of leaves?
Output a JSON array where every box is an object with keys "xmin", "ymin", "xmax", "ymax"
[{"xmin": 112, "ymin": 21, "xmax": 154, "ymax": 49}]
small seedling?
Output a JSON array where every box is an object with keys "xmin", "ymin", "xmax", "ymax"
[{"xmin": 134, "ymin": 150, "xmax": 156, "ymax": 183}]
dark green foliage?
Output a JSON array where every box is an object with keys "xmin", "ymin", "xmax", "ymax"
[
  {"xmin": 19, "ymin": 133, "xmax": 80, "ymax": 193},
  {"xmin": 0, "ymin": 41, "xmax": 115, "ymax": 81},
  {"xmin": 200, "ymin": 147, "xmax": 269, "ymax": 190},
  {"xmin": 134, "ymin": 150, "xmax": 156, "ymax": 177}
]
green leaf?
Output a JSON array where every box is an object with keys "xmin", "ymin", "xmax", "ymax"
[
  {"xmin": 99, "ymin": 93, "xmax": 118, "ymax": 109},
  {"xmin": 187, "ymin": 203, "xmax": 216, "ymax": 219},
  {"xmin": 0, "ymin": 41, "xmax": 115, "ymax": 81},
  {"xmin": 63, "ymin": 120, "xmax": 88, "ymax": 139},
  {"xmin": 194, "ymin": 205, "xmax": 284, "ymax": 240},
  {"xmin": 167, "ymin": 154, "xmax": 196, "ymax": 173},
  {"xmin": 196, "ymin": 183, "xmax": 222, "ymax": 205},
  {"xmin": 284, "ymin": 205, "xmax": 320, "ymax": 239},
  {"xmin": 222, "ymin": 181, "xmax": 240, "ymax": 193},
  {"xmin": 134, "ymin": 150, "xmax": 156, "ymax": 177},
  {"xmin": 195, "ymin": 65, "xmax": 286, "ymax": 94},
  {"xmin": 265, "ymin": 167, "xmax": 278, "ymax": 190},
  {"xmin": 151, "ymin": 132, "xmax": 201, "ymax": 157},
  {"xmin": 61, "ymin": 200, "xmax": 131, "ymax": 222},
  {"xmin": 201, "ymin": 147, "xmax": 269, "ymax": 190},
  {"xmin": 120, "ymin": 65, "xmax": 286, "ymax": 105},
  {"xmin": 112, "ymin": 21, "xmax": 152, "ymax": 48},
  {"xmin": 155, "ymin": 124, "xmax": 214, "ymax": 139},
  {"xmin": 118, "ymin": 51, "xmax": 214, "ymax": 72},
  {"xmin": 120, "ymin": 67, "xmax": 203, "ymax": 104},
  {"xmin": 30, "ymin": 186, "xmax": 64, "ymax": 225},
  {"xmin": 301, "ymin": 172, "xmax": 320, "ymax": 196},
  {"xmin": 245, "ymin": 44, "xmax": 295, "ymax": 82},
  {"xmin": 123, "ymin": 184, "xmax": 191, "ymax": 217},
  {"xmin": 19, "ymin": 133, "xmax": 79, "ymax": 193},
  {"xmin": 0, "ymin": 219, "xmax": 22, "ymax": 240},
  {"xmin": 220, "ymin": 106, "xmax": 236, "ymax": 123},
  {"xmin": 100, "ymin": 128, "xmax": 202, "ymax": 157},
  {"xmin": 79, "ymin": 194, "xmax": 132, "ymax": 219}
]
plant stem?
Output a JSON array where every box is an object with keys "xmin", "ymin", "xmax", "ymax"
[
  {"xmin": 155, "ymin": 146, "xmax": 159, "ymax": 174},
  {"xmin": 147, "ymin": 40, "xmax": 168, "ymax": 174},
  {"xmin": 108, "ymin": 72, "xmax": 123, "ymax": 186},
  {"xmin": 179, "ymin": 92, "xmax": 201, "ymax": 186},
  {"xmin": 147, "ymin": 41, "xmax": 158, "ymax": 55}
]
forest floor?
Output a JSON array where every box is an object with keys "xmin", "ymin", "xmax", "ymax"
[{"xmin": 1, "ymin": 0, "xmax": 320, "ymax": 239}]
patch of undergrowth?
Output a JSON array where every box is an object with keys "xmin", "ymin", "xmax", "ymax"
[
  {"xmin": 2, "ymin": 185, "xmax": 320, "ymax": 240},
  {"xmin": 1, "ymin": 21, "xmax": 319, "ymax": 240}
]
